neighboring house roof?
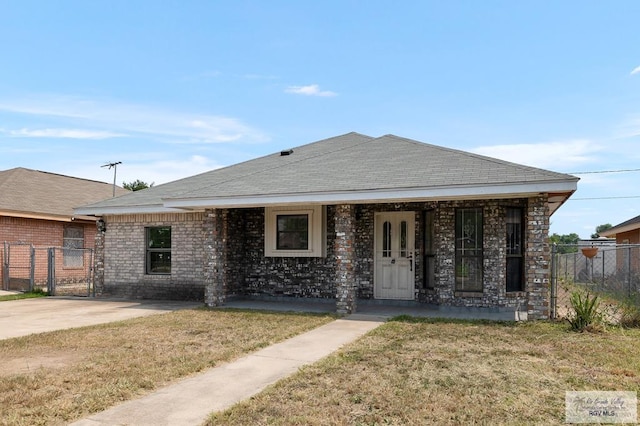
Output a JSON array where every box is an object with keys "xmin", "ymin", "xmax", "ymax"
[
  {"xmin": 0, "ymin": 167, "xmax": 129, "ymax": 222},
  {"xmin": 599, "ymin": 214, "xmax": 640, "ymax": 238},
  {"xmin": 75, "ymin": 133, "xmax": 579, "ymax": 216}
]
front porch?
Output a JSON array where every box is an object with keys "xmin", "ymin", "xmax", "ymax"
[
  {"xmin": 201, "ymin": 198, "xmax": 550, "ymax": 319},
  {"xmin": 216, "ymin": 296, "xmax": 527, "ymax": 321}
]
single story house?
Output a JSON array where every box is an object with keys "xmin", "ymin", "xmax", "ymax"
[
  {"xmin": 600, "ymin": 214, "xmax": 640, "ymax": 245},
  {"xmin": 75, "ymin": 133, "xmax": 579, "ymax": 319},
  {"xmin": 599, "ymin": 214, "xmax": 640, "ymax": 274},
  {"xmin": 0, "ymin": 167, "xmax": 129, "ymax": 290}
]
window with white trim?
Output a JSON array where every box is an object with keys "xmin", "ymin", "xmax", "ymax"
[{"xmin": 265, "ymin": 206, "xmax": 326, "ymax": 257}]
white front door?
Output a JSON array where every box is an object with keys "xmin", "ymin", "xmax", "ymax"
[{"xmin": 374, "ymin": 212, "xmax": 415, "ymax": 300}]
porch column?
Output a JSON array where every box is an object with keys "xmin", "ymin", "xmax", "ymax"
[
  {"xmin": 334, "ymin": 204, "xmax": 357, "ymax": 314},
  {"xmin": 93, "ymin": 218, "xmax": 106, "ymax": 296},
  {"xmin": 526, "ymin": 195, "xmax": 550, "ymax": 319},
  {"xmin": 204, "ymin": 208, "xmax": 228, "ymax": 307}
]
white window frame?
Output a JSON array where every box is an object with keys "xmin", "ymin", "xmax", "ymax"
[{"xmin": 265, "ymin": 205, "xmax": 326, "ymax": 257}]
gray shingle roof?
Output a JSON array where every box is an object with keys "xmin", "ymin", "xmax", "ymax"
[
  {"xmin": 0, "ymin": 167, "xmax": 129, "ymax": 220},
  {"xmin": 75, "ymin": 133, "xmax": 578, "ymax": 214}
]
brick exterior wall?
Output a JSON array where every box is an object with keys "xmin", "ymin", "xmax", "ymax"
[
  {"xmin": 239, "ymin": 207, "xmax": 337, "ymax": 299},
  {"xmin": 1, "ymin": 216, "xmax": 96, "ymax": 289},
  {"xmin": 96, "ymin": 212, "xmax": 206, "ymax": 300},
  {"xmin": 94, "ymin": 197, "xmax": 552, "ymax": 318}
]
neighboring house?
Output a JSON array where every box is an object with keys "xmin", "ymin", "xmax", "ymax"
[
  {"xmin": 599, "ymin": 214, "xmax": 640, "ymax": 274},
  {"xmin": 75, "ymin": 133, "xmax": 579, "ymax": 319},
  {"xmin": 600, "ymin": 215, "xmax": 640, "ymax": 245},
  {"xmin": 0, "ymin": 167, "xmax": 129, "ymax": 289}
]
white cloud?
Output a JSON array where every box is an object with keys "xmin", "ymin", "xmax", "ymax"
[
  {"xmin": 471, "ymin": 139, "xmax": 602, "ymax": 170},
  {"xmin": 631, "ymin": 65, "xmax": 640, "ymax": 75},
  {"xmin": 285, "ymin": 84, "xmax": 337, "ymax": 97},
  {"xmin": 6, "ymin": 128, "xmax": 124, "ymax": 139},
  {"xmin": 69, "ymin": 154, "xmax": 224, "ymax": 186},
  {"xmin": 0, "ymin": 94, "xmax": 268, "ymax": 144},
  {"xmin": 117, "ymin": 155, "xmax": 223, "ymax": 185},
  {"xmin": 616, "ymin": 115, "xmax": 640, "ymax": 140}
]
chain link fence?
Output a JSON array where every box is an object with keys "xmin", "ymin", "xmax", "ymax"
[
  {"xmin": 2, "ymin": 242, "xmax": 94, "ymax": 296},
  {"xmin": 551, "ymin": 243, "xmax": 640, "ymax": 320}
]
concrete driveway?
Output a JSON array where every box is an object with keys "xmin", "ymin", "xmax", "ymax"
[{"xmin": 0, "ymin": 297, "xmax": 202, "ymax": 340}]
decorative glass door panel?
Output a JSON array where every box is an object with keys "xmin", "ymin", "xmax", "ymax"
[{"xmin": 374, "ymin": 212, "xmax": 415, "ymax": 300}]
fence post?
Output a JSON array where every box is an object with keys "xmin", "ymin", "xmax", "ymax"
[
  {"xmin": 2, "ymin": 242, "xmax": 8, "ymax": 290},
  {"xmin": 29, "ymin": 245, "xmax": 35, "ymax": 292},
  {"xmin": 628, "ymin": 246, "xmax": 633, "ymax": 298},
  {"xmin": 601, "ymin": 250, "xmax": 605, "ymax": 290},
  {"xmin": 88, "ymin": 249, "xmax": 95, "ymax": 297},
  {"xmin": 47, "ymin": 248, "xmax": 56, "ymax": 295},
  {"xmin": 550, "ymin": 243, "xmax": 557, "ymax": 319}
]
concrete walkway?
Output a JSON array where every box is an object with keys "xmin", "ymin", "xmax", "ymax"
[{"xmin": 71, "ymin": 314, "xmax": 385, "ymax": 426}]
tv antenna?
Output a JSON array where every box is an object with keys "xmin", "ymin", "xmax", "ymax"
[{"xmin": 101, "ymin": 161, "xmax": 122, "ymax": 197}]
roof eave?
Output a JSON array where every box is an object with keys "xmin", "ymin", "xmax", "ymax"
[
  {"xmin": 73, "ymin": 205, "xmax": 188, "ymax": 216},
  {"xmin": 0, "ymin": 209, "xmax": 97, "ymax": 223},
  {"xmin": 163, "ymin": 181, "xmax": 578, "ymax": 210},
  {"xmin": 600, "ymin": 223, "xmax": 640, "ymax": 238}
]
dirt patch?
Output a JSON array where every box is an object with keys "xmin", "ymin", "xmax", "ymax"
[{"xmin": 0, "ymin": 353, "xmax": 80, "ymax": 376}]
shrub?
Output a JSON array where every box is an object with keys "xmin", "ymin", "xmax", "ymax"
[{"xmin": 567, "ymin": 291, "xmax": 603, "ymax": 332}]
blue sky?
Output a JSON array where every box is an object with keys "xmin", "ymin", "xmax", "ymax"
[{"xmin": 1, "ymin": 1, "xmax": 639, "ymax": 238}]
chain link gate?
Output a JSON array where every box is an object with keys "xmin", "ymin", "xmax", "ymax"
[
  {"xmin": 2, "ymin": 242, "xmax": 35, "ymax": 291},
  {"xmin": 46, "ymin": 247, "xmax": 95, "ymax": 296},
  {"xmin": 551, "ymin": 243, "xmax": 640, "ymax": 320},
  {"xmin": 2, "ymin": 242, "xmax": 94, "ymax": 296}
]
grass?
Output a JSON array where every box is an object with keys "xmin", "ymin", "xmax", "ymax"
[
  {"xmin": 0, "ymin": 289, "xmax": 48, "ymax": 302},
  {"xmin": 0, "ymin": 308, "xmax": 335, "ymax": 426},
  {"xmin": 207, "ymin": 317, "xmax": 640, "ymax": 425}
]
